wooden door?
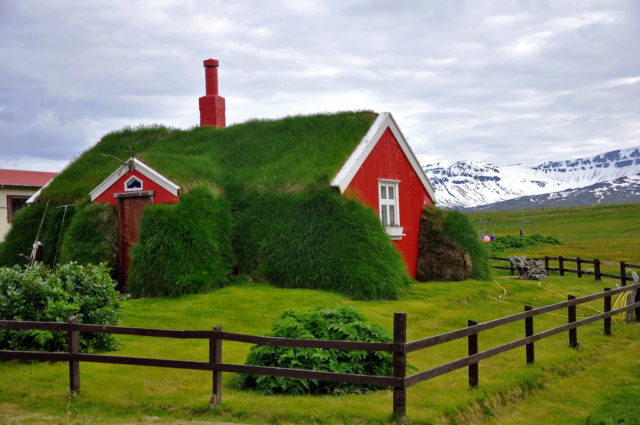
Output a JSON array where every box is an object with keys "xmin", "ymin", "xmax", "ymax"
[{"xmin": 116, "ymin": 195, "xmax": 153, "ymax": 291}]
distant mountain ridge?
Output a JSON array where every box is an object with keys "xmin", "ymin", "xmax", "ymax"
[{"xmin": 423, "ymin": 147, "xmax": 640, "ymax": 210}]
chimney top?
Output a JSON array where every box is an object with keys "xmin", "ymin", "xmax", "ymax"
[{"xmin": 203, "ymin": 58, "xmax": 219, "ymax": 68}]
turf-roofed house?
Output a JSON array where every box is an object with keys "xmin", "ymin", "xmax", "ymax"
[{"xmin": 1, "ymin": 59, "xmax": 435, "ymax": 300}]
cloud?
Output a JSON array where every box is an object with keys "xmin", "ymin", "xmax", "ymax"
[{"xmin": 0, "ymin": 0, "xmax": 638, "ymax": 172}]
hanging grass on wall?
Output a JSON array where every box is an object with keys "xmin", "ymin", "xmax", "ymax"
[
  {"xmin": 0, "ymin": 202, "xmax": 73, "ymax": 267},
  {"xmin": 234, "ymin": 188, "xmax": 411, "ymax": 300},
  {"xmin": 59, "ymin": 201, "xmax": 118, "ymax": 268},
  {"xmin": 127, "ymin": 186, "xmax": 234, "ymax": 297}
]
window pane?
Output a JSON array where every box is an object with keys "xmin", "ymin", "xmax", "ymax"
[
  {"xmin": 388, "ymin": 186, "xmax": 394, "ymax": 200},
  {"xmin": 380, "ymin": 186, "xmax": 386, "ymax": 199},
  {"xmin": 381, "ymin": 205, "xmax": 388, "ymax": 226},
  {"xmin": 389, "ymin": 205, "xmax": 395, "ymax": 226}
]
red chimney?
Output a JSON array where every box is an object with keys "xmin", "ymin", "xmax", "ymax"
[{"xmin": 199, "ymin": 58, "xmax": 226, "ymax": 128}]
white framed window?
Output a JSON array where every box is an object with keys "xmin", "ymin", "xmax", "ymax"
[
  {"xmin": 378, "ymin": 179, "xmax": 400, "ymax": 227},
  {"xmin": 124, "ymin": 175, "xmax": 143, "ymax": 191},
  {"xmin": 379, "ymin": 179, "xmax": 404, "ymax": 239}
]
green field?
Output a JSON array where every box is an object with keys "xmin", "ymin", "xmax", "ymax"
[{"xmin": 1, "ymin": 204, "xmax": 639, "ymax": 424}]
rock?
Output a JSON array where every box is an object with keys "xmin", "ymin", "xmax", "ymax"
[{"xmin": 509, "ymin": 255, "xmax": 548, "ymax": 280}]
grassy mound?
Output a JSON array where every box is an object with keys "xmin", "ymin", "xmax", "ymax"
[
  {"xmin": 444, "ymin": 210, "xmax": 491, "ymax": 280},
  {"xmin": 128, "ymin": 186, "xmax": 234, "ymax": 297},
  {"xmin": 59, "ymin": 201, "xmax": 118, "ymax": 268},
  {"xmin": 231, "ymin": 306, "xmax": 393, "ymax": 395},
  {"xmin": 234, "ymin": 189, "xmax": 411, "ymax": 300},
  {"xmin": 416, "ymin": 205, "xmax": 472, "ymax": 281}
]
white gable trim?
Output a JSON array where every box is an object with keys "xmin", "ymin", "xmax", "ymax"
[
  {"xmin": 89, "ymin": 158, "xmax": 180, "ymax": 201},
  {"xmin": 330, "ymin": 112, "xmax": 436, "ymax": 201}
]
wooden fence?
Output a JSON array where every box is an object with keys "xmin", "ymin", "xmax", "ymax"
[
  {"xmin": 1, "ymin": 281, "xmax": 640, "ymax": 419},
  {"xmin": 490, "ymin": 256, "xmax": 640, "ymax": 285}
]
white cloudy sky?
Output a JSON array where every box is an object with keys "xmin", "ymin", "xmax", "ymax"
[{"xmin": 1, "ymin": 0, "xmax": 639, "ymax": 172}]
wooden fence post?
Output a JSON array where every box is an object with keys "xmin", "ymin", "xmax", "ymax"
[
  {"xmin": 210, "ymin": 325, "xmax": 222, "ymax": 407},
  {"xmin": 67, "ymin": 316, "xmax": 80, "ymax": 394},
  {"xmin": 509, "ymin": 260, "xmax": 515, "ymax": 276},
  {"xmin": 559, "ymin": 256, "xmax": 564, "ymax": 276},
  {"xmin": 604, "ymin": 288, "xmax": 611, "ymax": 336},
  {"xmin": 393, "ymin": 312, "xmax": 407, "ymax": 419},
  {"xmin": 620, "ymin": 262, "xmax": 627, "ymax": 286},
  {"xmin": 468, "ymin": 320, "xmax": 479, "ymax": 388},
  {"xmin": 524, "ymin": 306, "xmax": 534, "ymax": 364},
  {"xmin": 544, "ymin": 256, "xmax": 549, "ymax": 273},
  {"xmin": 568, "ymin": 295, "xmax": 578, "ymax": 349},
  {"xmin": 576, "ymin": 257, "xmax": 582, "ymax": 278},
  {"xmin": 594, "ymin": 259, "xmax": 601, "ymax": 282}
]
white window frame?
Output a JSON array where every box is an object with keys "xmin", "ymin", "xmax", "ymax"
[
  {"xmin": 378, "ymin": 179, "xmax": 404, "ymax": 240},
  {"xmin": 124, "ymin": 175, "xmax": 143, "ymax": 192}
]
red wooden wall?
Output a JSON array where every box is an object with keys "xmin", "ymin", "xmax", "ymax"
[
  {"xmin": 93, "ymin": 169, "xmax": 179, "ymax": 207},
  {"xmin": 345, "ymin": 128, "xmax": 433, "ymax": 278}
]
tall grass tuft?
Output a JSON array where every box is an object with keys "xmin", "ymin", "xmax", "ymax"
[
  {"xmin": 59, "ymin": 201, "xmax": 118, "ymax": 268},
  {"xmin": 128, "ymin": 186, "xmax": 235, "ymax": 297}
]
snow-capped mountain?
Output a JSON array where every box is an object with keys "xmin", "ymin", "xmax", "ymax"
[{"xmin": 423, "ymin": 147, "xmax": 640, "ymax": 210}]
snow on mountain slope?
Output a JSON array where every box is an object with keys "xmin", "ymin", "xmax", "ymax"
[
  {"xmin": 465, "ymin": 173, "xmax": 640, "ymax": 212},
  {"xmin": 423, "ymin": 147, "xmax": 640, "ymax": 209}
]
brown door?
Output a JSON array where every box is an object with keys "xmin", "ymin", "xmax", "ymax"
[{"xmin": 116, "ymin": 195, "xmax": 153, "ymax": 291}]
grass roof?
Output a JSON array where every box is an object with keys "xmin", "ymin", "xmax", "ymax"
[{"xmin": 41, "ymin": 111, "xmax": 377, "ymax": 203}]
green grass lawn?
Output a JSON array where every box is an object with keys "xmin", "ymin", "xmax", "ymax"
[
  {"xmin": 1, "ymin": 274, "xmax": 638, "ymax": 424},
  {"xmin": 2, "ymin": 202, "xmax": 639, "ymax": 424}
]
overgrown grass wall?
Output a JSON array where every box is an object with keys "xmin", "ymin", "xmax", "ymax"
[
  {"xmin": 128, "ymin": 186, "xmax": 234, "ymax": 297},
  {"xmin": 0, "ymin": 203, "xmax": 73, "ymax": 267},
  {"xmin": 444, "ymin": 211, "xmax": 491, "ymax": 280},
  {"xmin": 59, "ymin": 201, "xmax": 117, "ymax": 268},
  {"xmin": 234, "ymin": 189, "xmax": 411, "ymax": 300}
]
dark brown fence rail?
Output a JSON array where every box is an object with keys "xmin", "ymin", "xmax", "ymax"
[
  {"xmin": 490, "ymin": 256, "xmax": 640, "ymax": 284},
  {"xmin": 1, "ymin": 281, "xmax": 639, "ymax": 419}
]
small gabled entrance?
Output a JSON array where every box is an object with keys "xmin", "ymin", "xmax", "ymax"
[{"xmin": 89, "ymin": 158, "xmax": 180, "ymax": 291}]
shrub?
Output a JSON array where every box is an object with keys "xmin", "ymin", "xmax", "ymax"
[
  {"xmin": 416, "ymin": 205, "xmax": 472, "ymax": 281},
  {"xmin": 59, "ymin": 201, "xmax": 118, "ymax": 268},
  {"xmin": 444, "ymin": 211, "xmax": 492, "ymax": 280},
  {"xmin": 0, "ymin": 262, "xmax": 122, "ymax": 352},
  {"xmin": 0, "ymin": 202, "xmax": 74, "ymax": 267},
  {"xmin": 234, "ymin": 188, "xmax": 411, "ymax": 300},
  {"xmin": 128, "ymin": 186, "xmax": 235, "ymax": 297},
  {"xmin": 231, "ymin": 306, "xmax": 393, "ymax": 395},
  {"xmin": 488, "ymin": 234, "xmax": 561, "ymax": 255}
]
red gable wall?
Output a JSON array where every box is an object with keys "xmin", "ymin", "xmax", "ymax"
[
  {"xmin": 93, "ymin": 169, "xmax": 179, "ymax": 207},
  {"xmin": 345, "ymin": 128, "xmax": 433, "ymax": 278}
]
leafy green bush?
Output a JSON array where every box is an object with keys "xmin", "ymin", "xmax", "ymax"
[
  {"xmin": 444, "ymin": 211, "xmax": 491, "ymax": 280},
  {"xmin": 0, "ymin": 202, "xmax": 74, "ymax": 267},
  {"xmin": 489, "ymin": 234, "xmax": 561, "ymax": 255},
  {"xmin": 128, "ymin": 186, "xmax": 235, "ymax": 297},
  {"xmin": 0, "ymin": 262, "xmax": 122, "ymax": 352},
  {"xmin": 234, "ymin": 188, "xmax": 411, "ymax": 300},
  {"xmin": 231, "ymin": 307, "xmax": 393, "ymax": 395},
  {"xmin": 59, "ymin": 201, "xmax": 117, "ymax": 268}
]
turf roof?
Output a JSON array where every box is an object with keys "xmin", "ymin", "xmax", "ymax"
[{"xmin": 41, "ymin": 111, "xmax": 378, "ymax": 203}]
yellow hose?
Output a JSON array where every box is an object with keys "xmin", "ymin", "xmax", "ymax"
[{"xmin": 613, "ymin": 291, "xmax": 630, "ymax": 322}]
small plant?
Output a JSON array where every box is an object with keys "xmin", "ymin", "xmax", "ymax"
[
  {"xmin": 489, "ymin": 234, "xmax": 561, "ymax": 255},
  {"xmin": 0, "ymin": 262, "xmax": 122, "ymax": 352},
  {"xmin": 231, "ymin": 306, "xmax": 394, "ymax": 395}
]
